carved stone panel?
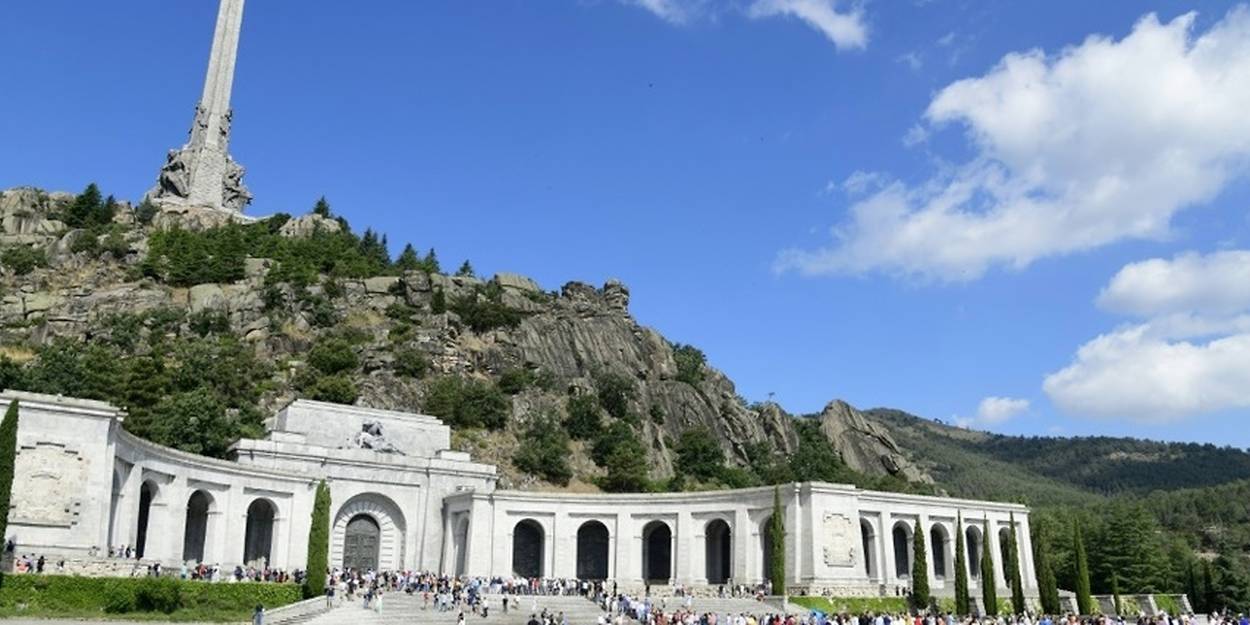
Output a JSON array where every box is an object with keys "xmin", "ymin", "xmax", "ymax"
[
  {"xmin": 12, "ymin": 444, "xmax": 88, "ymax": 526},
  {"xmin": 823, "ymin": 512, "xmax": 856, "ymax": 567}
]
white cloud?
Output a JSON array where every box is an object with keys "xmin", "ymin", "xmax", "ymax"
[
  {"xmin": 897, "ymin": 51, "xmax": 923, "ymax": 71},
  {"xmin": 976, "ymin": 396, "xmax": 1029, "ymax": 424},
  {"xmin": 1044, "ymin": 321, "xmax": 1250, "ymax": 423},
  {"xmin": 619, "ymin": 0, "xmax": 706, "ymax": 24},
  {"xmin": 1098, "ymin": 251, "xmax": 1250, "ymax": 317},
  {"xmin": 778, "ymin": 7, "xmax": 1250, "ymax": 281},
  {"xmin": 1047, "ymin": 250, "xmax": 1250, "ymax": 422},
  {"xmin": 840, "ymin": 170, "xmax": 886, "ymax": 196},
  {"xmin": 747, "ymin": 0, "xmax": 868, "ymax": 51}
]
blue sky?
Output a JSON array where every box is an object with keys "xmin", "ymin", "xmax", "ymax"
[{"xmin": 4, "ymin": 1, "xmax": 1250, "ymax": 446}]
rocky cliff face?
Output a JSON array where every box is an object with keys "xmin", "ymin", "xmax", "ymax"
[{"xmin": 0, "ymin": 185, "xmax": 931, "ymax": 490}]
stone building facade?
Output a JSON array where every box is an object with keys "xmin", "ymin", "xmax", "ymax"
[{"xmin": 1, "ymin": 390, "xmax": 1034, "ymax": 598}]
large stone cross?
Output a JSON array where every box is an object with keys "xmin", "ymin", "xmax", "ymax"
[{"xmin": 148, "ymin": 0, "xmax": 252, "ymax": 213}]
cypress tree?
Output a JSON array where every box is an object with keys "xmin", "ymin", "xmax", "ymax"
[
  {"xmin": 1074, "ymin": 520, "xmax": 1093, "ymax": 615},
  {"xmin": 981, "ymin": 519, "xmax": 998, "ymax": 616},
  {"xmin": 769, "ymin": 486, "xmax": 786, "ymax": 596},
  {"xmin": 1202, "ymin": 560, "xmax": 1216, "ymax": 615},
  {"xmin": 1186, "ymin": 561, "xmax": 1202, "ymax": 613},
  {"xmin": 955, "ymin": 513, "xmax": 971, "ymax": 616},
  {"xmin": 0, "ymin": 400, "xmax": 18, "ymax": 545},
  {"xmin": 302, "ymin": 480, "xmax": 331, "ymax": 599},
  {"xmin": 1034, "ymin": 524, "xmax": 1060, "ymax": 615},
  {"xmin": 1008, "ymin": 514, "xmax": 1026, "ymax": 615},
  {"xmin": 911, "ymin": 519, "xmax": 930, "ymax": 610},
  {"xmin": 1112, "ymin": 572, "xmax": 1123, "ymax": 615}
]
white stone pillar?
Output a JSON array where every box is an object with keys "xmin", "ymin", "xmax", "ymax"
[
  {"xmin": 1019, "ymin": 516, "xmax": 1037, "ymax": 590},
  {"xmin": 676, "ymin": 510, "xmax": 693, "ymax": 585},
  {"xmin": 552, "ymin": 512, "xmax": 572, "ymax": 579},
  {"xmin": 882, "ymin": 517, "xmax": 897, "ymax": 588},
  {"xmin": 732, "ymin": 508, "xmax": 750, "ymax": 584},
  {"xmin": 615, "ymin": 512, "xmax": 636, "ymax": 584},
  {"xmin": 117, "ymin": 464, "xmax": 141, "ymax": 549}
]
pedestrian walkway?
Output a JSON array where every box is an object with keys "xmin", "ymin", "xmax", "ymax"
[{"xmin": 303, "ymin": 592, "xmax": 606, "ymax": 625}]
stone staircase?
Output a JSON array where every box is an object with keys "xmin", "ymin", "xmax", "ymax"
[{"xmin": 302, "ymin": 592, "xmax": 607, "ymax": 625}]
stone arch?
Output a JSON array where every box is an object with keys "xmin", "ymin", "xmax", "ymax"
[
  {"xmin": 931, "ymin": 523, "xmax": 952, "ymax": 580},
  {"xmin": 999, "ymin": 526, "xmax": 1014, "ymax": 588},
  {"xmin": 705, "ymin": 518, "xmax": 732, "ymax": 585},
  {"xmin": 965, "ymin": 524, "xmax": 983, "ymax": 580},
  {"xmin": 243, "ymin": 498, "xmax": 277, "ymax": 566},
  {"xmin": 860, "ymin": 519, "xmax": 878, "ymax": 578},
  {"xmin": 331, "ymin": 493, "xmax": 407, "ymax": 572},
  {"xmin": 576, "ymin": 520, "xmax": 610, "ymax": 580},
  {"xmin": 759, "ymin": 515, "xmax": 777, "ymax": 582},
  {"xmin": 136, "ymin": 480, "xmax": 159, "ymax": 559},
  {"xmin": 642, "ymin": 520, "xmax": 672, "ymax": 583},
  {"xmin": 892, "ymin": 520, "xmax": 913, "ymax": 578},
  {"xmin": 512, "ymin": 519, "xmax": 545, "ymax": 578},
  {"xmin": 182, "ymin": 490, "xmax": 214, "ymax": 563}
]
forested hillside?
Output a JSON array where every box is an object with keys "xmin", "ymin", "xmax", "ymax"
[{"xmin": 869, "ymin": 407, "xmax": 1250, "ymax": 610}]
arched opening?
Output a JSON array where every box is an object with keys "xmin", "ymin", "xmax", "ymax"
[
  {"xmin": 343, "ymin": 514, "xmax": 381, "ymax": 571},
  {"xmin": 931, "ymin": 524, "xmax": 951, "ymax": 580},
  {"xmin": 892, "ymin": 521, "xmax": 913, "ymax": 578},
  {"xmin": 759, "ymin": 515, "xmax": 778, "ymax": 582},
  {"xmin": 243, "ymin": 499, "xmax": 276, "ymax": 566},
  {"xmin": 452, "ymin": 516, "xmax": 470, "ymax": 576},
  {"xmin": 332, "ymin": 493, "xmax": 407, "ymax": 573},
  {"xmin": 576, "ymin": 521, "xmax": 610, "ymax": 580},
  {"xmin": 999, "ymin": 527, "xmax": 1013, "ymax": 589},
  {"xmin": 861, "ymin": 519, "xmax": 877, "ymax": 578},
  {"xmin": 511, "ymin": 519, "xmax": 544, "ymax": 578},
  {"xmin": 136, "ymin": 480, "xmax": 158, "ymax": 559},
  {"xmin": 181, "ymin": 490, "xmax": 212, "ymax": 563},
  {"xmin": 966, "ymin": 525, "xmax": 983, "ymax": 580},
  {"xmin": 642, "ymin": 521, "xmax": 672, "ymax": 583},
  {"xmin": 705, "ymin": 519, "xmax": 731, "ymax": 584}
]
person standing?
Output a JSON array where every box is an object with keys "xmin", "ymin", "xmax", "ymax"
[{"xmin": 252, "ymin": 604, "xmax": 265, "ymax": 625}]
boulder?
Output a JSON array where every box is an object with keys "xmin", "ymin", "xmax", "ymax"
[
  {"xmin": 188, "ymin": 283, "xmax": 226, "ymax": 312},
  {"xmin": 278, "ymin": 214, "xmax": 341, "ymax": 238},
  {"xmin": 817, "ymin": 400, "xmax": 932, "ymax": 483},
  {"xmin": 151, "ymin": 205, "xmax": 244, "ymax": 231},
  {"xmin": 494, "ymin": 272, "xmax": 541, "ymax": 293},
  {"xmin": 364, "ymin": 276, "xmax": 399, "ymax": 294},
  {"xmin": 244, "ymin": 257, "xmax": 272, "ymax": 279}
]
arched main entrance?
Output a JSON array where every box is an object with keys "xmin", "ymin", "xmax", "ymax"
[
  {"xmin": 931, "ymin": 524, "xmax": 951, "ymax": 580},
  {"xmin": 512, "ymin": 519, "xmax": 545, "ymax": 578},
  {"xmin": 136, "ymin": 481, "xmax": 158, "ymax": 559},
  {"xmin": 243, "ymin": 499, "xmax": 276, "ymax": 566},
  {"xmin": 343, "ymin": 514, "xmax": 381, "ymax": 571},
  {"xmin": 705, "ymin": 519, "xmax": 731, "ymax": 585},
  {"xmin": 576, "ymin": 521, "xmax": 610, "ymax": 580},
  {"xmin": 642, "ymin": 521, "xmax": 672, "ymax": 583},
  {"xmin": 182, "ymin": 490, "xmax": 212, "ymax": 563},
  {"xmin": 332, "ymin": 494, "xmax": 407, "ymax": 572},
  {"xmin": 892, "ymin": 521, "xmax": 913, "ymax": 578},
  {"xmin": 860, "ymin": 519, "xmax": 877, "ymax": 578}
]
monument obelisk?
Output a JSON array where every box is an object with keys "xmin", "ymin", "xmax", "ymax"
[{"xmin": 148, "ymin": 0, "xmax": 252, "ymax": 213}]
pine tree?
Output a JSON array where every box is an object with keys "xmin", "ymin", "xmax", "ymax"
[
  {"xmin": 302, "ymin": 480, "xmax": 331, "ymax": 598},
  {"xmin": 395, "ymin": 244, "xmax": 420, "ymax": 271},
  {"xmin": 981, "ymin": 519, "xmax": 998, "ymax": 616},
  {"xmin": 1074, "ymin": 520, "xmax": 1093, "ymax": 615},
  {"xmin": 456, "ymin": 260, "xmax": 475, "ymax": 278},
  {"xmin": 911, "ymin": 519, "xmax": 930, "ymax": 610},
  {"xmin": 1008, "ymin": 513, "xmax": 1026, "ymax": 615},
  {"xmin": 769, "ymin": 486, "xmax": 786, "ymax": 596},
  {"xmin": 955, "ymin": 513, "xmax": 971, "ymax": 616},
  {"xmin": 0, "ymin": 400, "xmax": 19, "ymax": 545},
  {"xmin": 422, "ymin": 248, "xmax": 441, "ymax": 274},
  {"xmin": 66, "ymin": 183, "xmax": 103, "ymax": 227},
  {"xmin": 312, "ymin": 196, "xmax": 332, "ymax": 218},
  {"xmin": 1034, "ymin": 523, "xmax": 1060, "ymax": 615},
  {"xmin": 1112, "ymin": 572, "xmax": 1123, "ymax": 615}
]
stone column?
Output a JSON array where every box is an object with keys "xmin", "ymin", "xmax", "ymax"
[
  {"xmin": 552, "ymin": 511, "xmax": 572, "ymax": 579},
  {"xmin": 1018, "ymin": 516, "xmax": 1037, "ymax": 590},
  {"xmin": 117, "ymin": 463, "xmax": 141, "ymax": 549},
  {"xmin": 732, "ymin": 508, "xmax": 750, "ymax": 584},
  {"xmin": 675, "ymin": 510, "xmax": 693, "ymax": 585},
  {"xmin": 882, "ymin": 517, "xmax": 897, "ymax": 588},
  {"xmin": 615, "ymin": 512, "xmax": 635, "ymax": 584}
]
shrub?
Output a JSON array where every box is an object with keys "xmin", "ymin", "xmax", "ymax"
[
  {"xmin": 1, "ymin": 246, "xmax": 46, "ymax": 275},
  {"xmin": 135, "ymin": 577, "xmax": 181, "ymax": 614},
  {"xmin": 308, "ymin": 375, "xmax": 358, "ymax": 404},
  {"xmin": 307, "ymin": 338, "xmax": 358, "ymax": 375},
  {"xmin": 593, "ymin": 370, "xmax": 635, "ymax": 420},
  {"xmin": 423, "ymin": 377, "xmax": 509, "ymax": 429},
  {"xmin": 649, "ymin": 404, "xmax": 666, "ymax": 425},
  {"xmin": 564, "ymin": 394, "xmax": 602, "ymax": 440},
  {"xmin": 513, "ymin": 415, "xmax": 572, "ymax": 485},
  {"xmin": 189, "ymin": 309, "xmax": 230, "ymax": 337},
  {"xmin": 393, "ymin": 348, "xmax": 429, "ymax": 378},
  {"xmin": 498, "ymin": 368, "xmax": 535, "ymax": 395},
  {"xmin": 450, "ymin": 286, "xmax": 525, "ymax": 332},
  {"xmin": 673, "ymin": 343, "xmax": 706, "ymax": 385},
  {"xmin": 70, "ymin": 232, "xmax": 100, "ymax": 255},
  {"xmin": 102, "ymin": 584, "xmax": 136, "ymax": 614},
  {"xmin": 674, "ymin": 426, "xmax": 725, "ymax": 483},
  {"xmin": 591, "ymin": 420, "xmax": 640, "ymax": 466}
]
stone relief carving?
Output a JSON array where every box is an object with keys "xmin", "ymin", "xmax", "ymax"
[
  {"xmin": 352, "ymin": 420, "xmax": 404, "ymax": 455},
  {"xmin": 822, "ymin": 511, "xmax": 856, "ymax": 567},
  {"xmin": 12, "ymin": 444, "xmax": 87, "ymax": 526}
]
